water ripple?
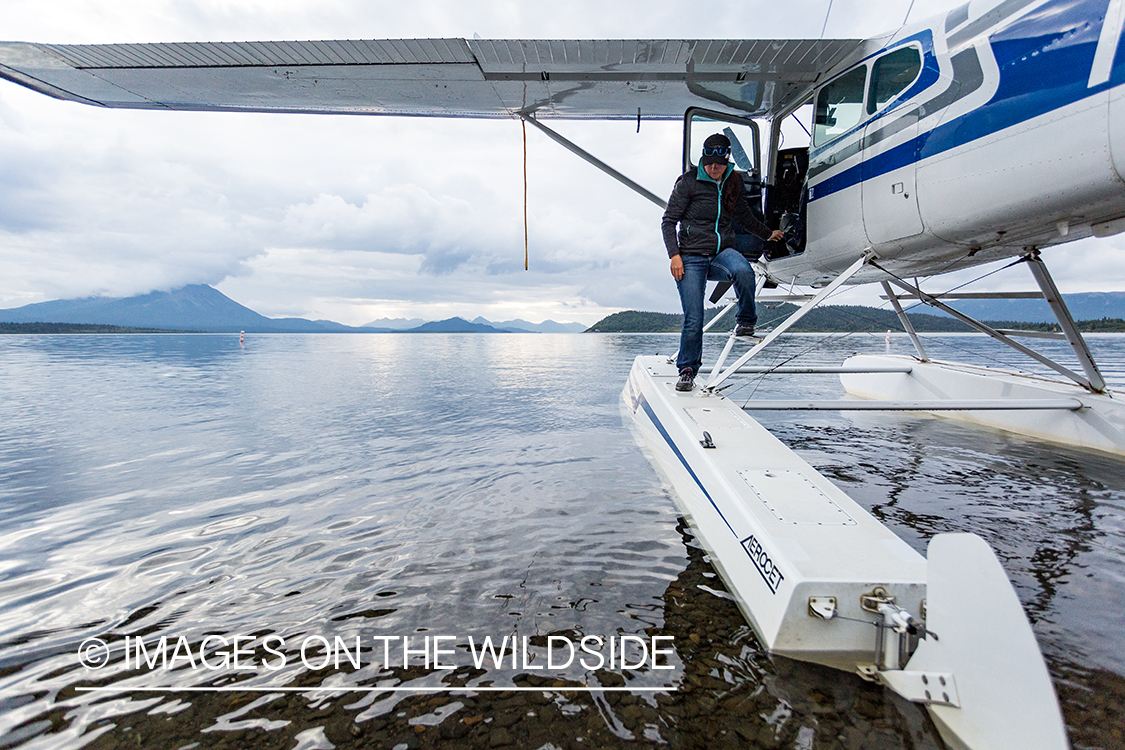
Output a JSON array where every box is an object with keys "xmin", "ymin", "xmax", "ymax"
[{"xmin": 0, "ymin": 333, "xmax": 1121, "ymax": 748}]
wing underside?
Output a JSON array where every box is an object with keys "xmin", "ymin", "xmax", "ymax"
[{"xmin": 0, "ymin": 37, "xmax": 863, "ymax": 119}]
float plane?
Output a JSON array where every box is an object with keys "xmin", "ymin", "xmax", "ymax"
[{"xmin": 4, "ymin": 0, "xmax": 1120, "ymax": 747}]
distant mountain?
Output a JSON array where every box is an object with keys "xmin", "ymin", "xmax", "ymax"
[
  {"xmin": 403, "ymin": 317, "xmax": 509, "ymax": 333},
  {"xmin": 0, "ymin": 285, "xmax": 394, "ymax": 333},
  {"xmin": 0, "ymin": 286, "xmax": 591, "ymax": 334},
  {"xmin": 362, "ymin": 317, "xmax": 426, "ymax": 329},
  {"xmin": 360, "ymin": 315, "xmax": 583, "ymax": 332},
  {"xmin": 469, "ymin": 316, "xmax": 586, "ymax": 333},
  {"xmin": 936, "ymin": 291, "xmax": 1125, "ymax": 323},
  {"xmin": 12, "ymin": 285, "xmax": 1121, "ymax": 336}
]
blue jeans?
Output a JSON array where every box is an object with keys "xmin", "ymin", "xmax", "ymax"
[{"xmin": 676, "ymin": 248, "xmax": 756, "ymax": 374}]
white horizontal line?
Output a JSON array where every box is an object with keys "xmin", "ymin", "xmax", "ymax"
[
  {"xmin": 742, "ymin": 398, "xmax": 1083, "ymax": 411},
  {"xmin": 879, "ymin": 292, "xmax": 1043, "ymax": 299},
  {"xmin": 698, "ymin": 365, "xmax": 913, "ymax": 374}
]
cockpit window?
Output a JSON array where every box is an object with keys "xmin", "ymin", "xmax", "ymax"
[
  {"xmin": 867, "ymin": 46, "xmax": 922, "ymax": 114},
  {"xmin": 813, "ymin": 65, "xmax": 867, "ymax": 146}
]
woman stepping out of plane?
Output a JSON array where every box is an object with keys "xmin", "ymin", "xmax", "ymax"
[{"xmin": 662, "ymin": 133, "xmax": 784, "ymax": 392}]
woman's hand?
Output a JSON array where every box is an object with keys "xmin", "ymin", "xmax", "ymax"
[
  {"xmin": 670, "ymin": 254, "xmax": 684, "ymax": 281},
  {"xmin": 769, "ymin": 229, "xmax": 785, "ymax": 242}
]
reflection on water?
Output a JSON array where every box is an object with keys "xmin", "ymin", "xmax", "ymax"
[
  {"xmin": 0, "ymin": 332, "xmax": 1122, "ymax": 749},
  {"xmin": 21, "ymin": 520, "xmax": 944, "ymax": 750}
]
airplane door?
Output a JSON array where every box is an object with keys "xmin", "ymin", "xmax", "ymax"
[
  {"xmin": 861, "ymin": 115, "xmax": 922, "ymax": 244},
  {"xmin": 682, "ymin": 107, "xmax": 760, "ymax": 174},
  {"xmin": 861, "ymin": 46, "xmax": 925, "ymax": 245}
]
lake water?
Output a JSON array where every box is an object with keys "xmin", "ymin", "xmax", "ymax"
[{"xmin": 0, "ymin": 331, "xmax": 1122, "ymax": 750}]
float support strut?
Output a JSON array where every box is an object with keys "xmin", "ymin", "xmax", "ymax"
[
  {"xmin": 882, "ymin": 281, "xmax": 928, "ymax": 361},
  {"xmin": 877, "ymin": 269, "xmax": 1096, "ymax": 391},
  {"xmin": 1023, "ymin": 250, "xmax": 1106, "ymax": 392},
  {"xmin": 705, "ymin": 252, "xmax": 870, "ymax": 389}
]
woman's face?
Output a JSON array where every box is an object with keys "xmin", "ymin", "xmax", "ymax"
[{"xmin": 703, "ymin": 162, "xmax": 727, "ymax": 181}]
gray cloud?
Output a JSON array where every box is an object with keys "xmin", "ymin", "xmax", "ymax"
[{"xmin": 4, "ymin": 0, "xmax": 1116, "ymax": 327}]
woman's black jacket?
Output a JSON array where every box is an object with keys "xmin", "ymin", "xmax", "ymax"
[{"xmin": 661, "ymin": 165, "xmax": 772, "ymax": 259}]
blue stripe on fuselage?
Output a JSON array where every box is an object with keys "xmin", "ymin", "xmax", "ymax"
[
  {"xmin": 809, "ymin": 0, "xmax": 1122, "ymax": 202},
  {"xmin": 814, "ymin": 139, "xmax": 917, "ymax": 201},
  {"xmin": 636, "ymin": 393, "xmax": 738, "ymax": 537}
]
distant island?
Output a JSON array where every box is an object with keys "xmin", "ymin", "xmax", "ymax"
[
  {"xmin": 4, "ymin": 285, "xmax": 1125, "ymax": 334},
  {"xmin": 0, "ymin": 323, "xmax": 175, "ymax": 334},
  {"xmin": 585, "ymin": 305, "xmax": 1125, "ymax": 333}
]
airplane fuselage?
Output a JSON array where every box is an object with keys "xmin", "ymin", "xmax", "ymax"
[{"xmin": 768, "ymin": 0, "xmax": 1125, "ymax": 287}]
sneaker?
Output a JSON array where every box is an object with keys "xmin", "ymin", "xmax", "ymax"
[
  {"xmin": 675, "ymin": 368, "xmax": 695, "ymax": 392},
  {"xmin": 734, "ymin": 324, "xmax": 755, "ymax": 338}
]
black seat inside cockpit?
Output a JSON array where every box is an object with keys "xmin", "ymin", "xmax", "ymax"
[{"xmin": 764, "ymin": 147, "xmax": 809, "ymax": 259}]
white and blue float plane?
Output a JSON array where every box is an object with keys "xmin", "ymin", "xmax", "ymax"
[{"xmin": 4, "ymin": 0, "xmax": 1121, "ymax": 747}]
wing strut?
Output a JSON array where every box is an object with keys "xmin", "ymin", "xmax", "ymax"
[{"xmin": 519, "ymin": 115, "xmax": 667, "ymax": 209}]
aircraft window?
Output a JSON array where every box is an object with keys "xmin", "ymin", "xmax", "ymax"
[
  {"xmin": 813, "ymin": 65, "xmax": 867, "ymax": 146},
  {"xmin": 867, "ymin": 46, "xmax": 922, "ymax": 114}
]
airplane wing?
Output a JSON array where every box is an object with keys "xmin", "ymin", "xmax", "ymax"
[{"xmin": 0, "ymin": 38, "xmax": 863, "ymax": 120}]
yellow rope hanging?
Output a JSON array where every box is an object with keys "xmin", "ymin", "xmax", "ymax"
[{"xmin": 522, "ymin": 118, "xmax": 529, "ymax": 270}]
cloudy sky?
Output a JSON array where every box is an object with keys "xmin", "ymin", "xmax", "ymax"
[{"xmin": 2, "ymin": 0, "xmax": 1121, "ymax": 326}]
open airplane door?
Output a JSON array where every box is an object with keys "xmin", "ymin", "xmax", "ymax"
[
  {"xmin": 682, "ymin": 107, "xmax": 761, "ymax": 174},
  {"xmin": 880, "ymin": 534, "xmax": 1068, "ymax": 750},
  {"xmin": 682, "ymin": 107, "xmax": 769, "ymax": 302}
]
